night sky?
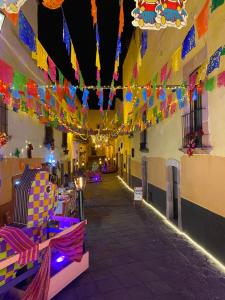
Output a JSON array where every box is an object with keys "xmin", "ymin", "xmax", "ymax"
[{"xmin": 38, "ymin": 0, "xmax": 135, "ymax": 109}]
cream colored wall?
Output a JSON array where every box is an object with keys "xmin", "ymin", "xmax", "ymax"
[
  {"xmin": 0, "ymin": 158, "xmax": 43, "ymax": 206},
  {"xmin": 120, "ymin": 1, "xmax": 225, "ymax": 218},
  {"xmin": 123, "ymin": 0, "xmax": 225, "ymax": 162}
]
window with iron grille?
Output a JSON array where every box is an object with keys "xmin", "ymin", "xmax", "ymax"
[
  {"xmin": 182, "ymin": 68, "xmax": 204, "ymax": 148},
  {"xmin": 0, "ymin": 96, "xmax": 8, "ymax": 134}
]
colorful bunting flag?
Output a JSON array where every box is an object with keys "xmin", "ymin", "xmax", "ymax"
[
  {"xmin": 63, "ymin": 15, "xmax": 71, "ymax": 55},
  {"xmin": 58, "ymin": 69, "xmax": 64, "ymax": 86},
  {"xmin": 182, "ymin": 26, "xmax": 196, "ymax": 60},
  {"xmin": 48, "ymin": 57, "xmax": 56, "ymax": 83},
  {"xmin": 196, "ymin": 0, "xmax": 210, "ymax": 39},
  {"xmin": 19, "ymin": 11, "xmax": 36, "ymax": 52},
  {"xmin": 207, "ymin": 47, "xmax": 223, "ymax": 75},
  {"xmin": 141, "ymin": 31, "xmax": 148, "ymax": 58},
  {"xmin": 211, "ymin": 0, "xmax": 224, "ymax": 12},
  {"xmin": 13, "ymin": 72, "xmax": 26, "ymax": 91},
  {"xmin": 0, "ymin": 59, "xmax": 13, "ymax": 84},
  {"xmin": 171, "ymin": 47, "xmax": 182, "ymax": 72},
  {"xmin": 205, "ymin": 77, "xmax": 215, "ymax": 91},
  {"xmin": 160, "ymin": 64, "xmax": 167, "ymax": 83},
  {"xmin": 217, "ymin": 71, "xmax": 225, "ymax": 87},
  {"xmin": 33, "ymin": 39, "xmax": 48, "ymax": 72}
]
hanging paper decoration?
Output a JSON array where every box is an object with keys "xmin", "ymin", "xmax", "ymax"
[
  {"xmin": 134, "ymin": 98, "xmax": 140, "ymax": 108},
  {"xmin": 132, "ymin": 63, "xmax": 138, "ymax": 80},
  {"xmin": 82, "ymin": 89, "xmax": 89, "ymax": 109},
  {"xmin": 159, "ymin": 88, "xmax": 166, "ymax": 101},
  {"xmin": 182, "ymin": 26, "xmax": 196, "ymax": 60},
  {"xmin": 13, "ymin": 72, "xmax": 26, "ymax": 91},
  {"xmin": 113, "ymin": 0, "xmax": 124, "ymax": 81},
  {"xmin": 71, "ymin": 42, "xmax": 80, "ymax": 81},
  {"xmin": 19, "ymin": 11, "xmax": 36, "ymax": 52},
  {"xmin": 160, "ymin": 63, "xmax": 167, "ymax": 83},
  {"xmin": 205, "ymin": 77, "xmax": 215, "ymax": 91},
  {"xmin": 69, "ymin": 84, "xmax": 76, "ymax": 98},
  {"xmin": 171, "ymin": 47, "xmax": 182, "ymax": 73},
  {"xmin": 189, "ymin": 72, "xmax": 197, "ymax": 90},
  {"xmin": 38, "ymin": 87, "xmax": 46, "ymax": 103},
  {"xmin": 196, "ymin": 0, "xmax": 210, "ymax": 39},
  {"xmin": 207, "ymin": 47, "xmax": 222, "ymax": 75},
  {"xmin": 48, "ymin": 56, "xmax": 56, "ymax": 82},
  {"xmin": 0, "ymin": 0, "xmax": 28, "ymax": 13},
  {"xmin": 217, "ymin": 71, "xmax": 225, "ymax": 87},
  {"xmin": 42, "ymin": 0, "xmax": 64, "ymax": 9},
  {"xmin": 192, "ymin": 88, "xmax": 198, "ymax": 101},
  {"xmin": 98, "ymin": 88, "xmax": 104, "ymax": 111},
  {"xmin": 95, "ymin": 24, "xmax": 101, "ymax": 84},
  {"xmin": 12, "ymin": 89, "xmax": 21, "ymax": 99},
  {"xmin": 156, "ymin": 0, "xmax": 188, "ymax": 29},
  {"xmin": 131, "ymin": 0, "xmax": 188, "ymax": 30},
  {"xmin": 141, "ymin": 31, "xmax": 148, "ymax": 58},
  {"xmin": 58, "ymin": 68, "xmax": 64, "ymax": 86},
  {"xmin": 142, "ymin": 87, "xmax": 147, "ymax": 103},
  {"xmin": 149, "ymin": 95, "xmax": 154, "ymax": 107},
  {"xmin": 63, "ymin": 15, "xmax": 71, "ymax": 55},
  {"xmin": 91, "ymin": 0, "xmax": 97, "ymax": 26},
  {"xmin": 32, "ymin": 39, "xmax": 48, "ymax": 72},
  {"xmin": 196, "ymin": 62, "xmax": 207, "ymax": 84},
  {"xmin": 176, "ymin": 88, "xmax": 185, "ymax": 109},
  {"xmin": 126, "ymin": 88, "xmax": 133, "ymax": 102},
  {"xmin": 211, "ymin": 0, "xmax": 224, "ymax": 12},
  {"xmin": 0, "ymin": 59, "xmax": 13, "ymax": 84}
]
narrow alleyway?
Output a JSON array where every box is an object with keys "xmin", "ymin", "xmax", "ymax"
[{"xmin": 54, "ymin": 174, "xmax": 225, "ymax": 300}]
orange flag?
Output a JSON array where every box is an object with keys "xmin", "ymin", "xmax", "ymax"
[{"xmin": 196, "ymin": 0, "xmax": 210, "ymax": 38}]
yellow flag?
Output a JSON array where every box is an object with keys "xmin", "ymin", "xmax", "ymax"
[
  {"xmin": 36, "ymin": 38, "xmax": 48, "ymax": 72},
  {"xmin": 71, "ymin": 42, "xmax": 77, "ymax": 71},
  {"xmin": 96, "ymin": 46, "xmax": 101, "ymax": 70},
  {"xmin": 171, "ymin": 47, "xmax": 182, "ymax": 73},
  {"xmin": 196, "ymin": 62, "xmax": 207, "ymax": 83}
]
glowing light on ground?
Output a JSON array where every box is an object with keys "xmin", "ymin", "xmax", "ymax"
[{"xmin": 117, "ymin": 175, "xmax": 225, "ymax": 274}]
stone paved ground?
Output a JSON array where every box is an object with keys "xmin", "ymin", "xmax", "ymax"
[{"xmin": 54, "ymin": 174, "xmax": 225, "ymax": 300}]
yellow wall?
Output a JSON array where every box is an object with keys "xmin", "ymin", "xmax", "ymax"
[
  {"xmin": 148, "ymin": 157, "xmax": 166, "ymax": 191},
  {"xmin": 181, "ymin": 155, "xmax": 225, "ymax": 218}
]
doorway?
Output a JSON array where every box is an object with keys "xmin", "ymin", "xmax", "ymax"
[
  {"xmin": 142, "ymin": 157, "xmax": 148, "ymax": 201},
  {"xmin": 127, "ymin": 156, "xmax": 131, "ymax": 186},
  {"xmin": 120, "ymin": 154, "xmax": 123, "ymax": 178},
  {"xmin": 166, "ymin": 160, "xmax": 182, "ymax": 229}
]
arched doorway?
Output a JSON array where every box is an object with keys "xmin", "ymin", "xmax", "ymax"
[{"xmin": 166, "ymin": 160, "xmax": 182, "ymax": 229}]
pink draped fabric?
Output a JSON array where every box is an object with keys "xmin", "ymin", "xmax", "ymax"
[
  {"xmin": 0, "ymin": 226, "xmax": 38, "ymax": 265},
  {"xmin": 23, "ymin": 221, "xmax": 85, "ymax": 300}
]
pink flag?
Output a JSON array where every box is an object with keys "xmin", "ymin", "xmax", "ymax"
[
  {"xmin": 48, "ymin": 57, "xmax": 56, "ymax": 82},
  {"xmin": 161, "ymin": 63, "xmax": 167, "ymax": 83},
  {"xmin": 0, "ymin": 59, "xmax": 13, "ymax": 84},
  {"xmin": 217, "ymin": 71, "xmax": 225, "ymax": 87}
]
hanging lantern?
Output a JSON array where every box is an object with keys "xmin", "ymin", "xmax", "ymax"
[{"xmin": 42, "ymin": 0, "xmax": 64, "ymax": 10}]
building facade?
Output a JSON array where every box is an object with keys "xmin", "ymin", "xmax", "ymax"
[{"xmin": 117, "ymin": 1, "xmax": 225, "ymax": 264}]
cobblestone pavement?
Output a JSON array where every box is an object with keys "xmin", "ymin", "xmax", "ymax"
[{"xmin": 54, "ymin": 174, "xmax": 225, "ymax": 300}]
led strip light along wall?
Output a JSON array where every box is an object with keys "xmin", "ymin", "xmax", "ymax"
[{"xmin": 117, "ymin": 175, "xmax": 225, "ymax": 274}]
